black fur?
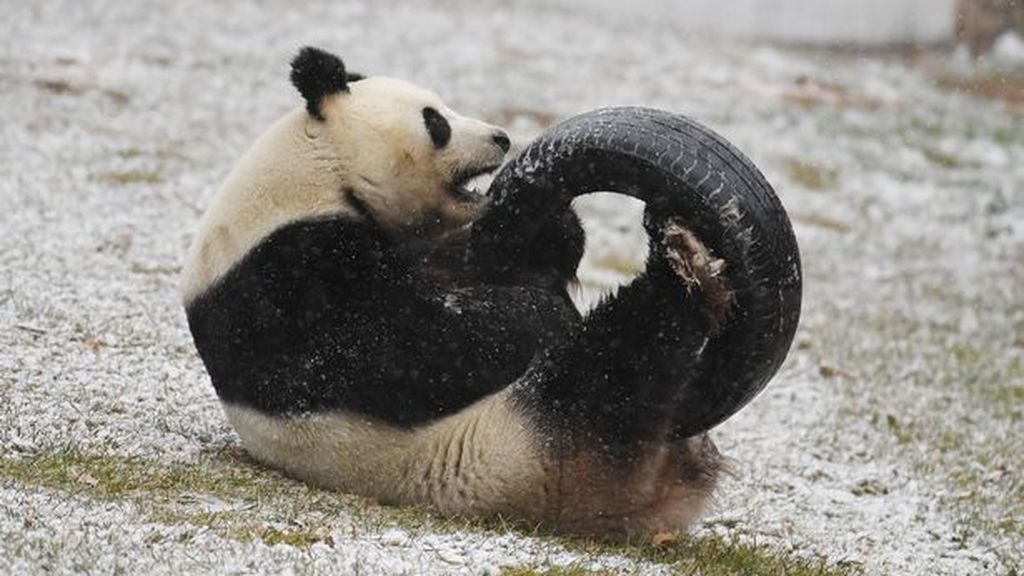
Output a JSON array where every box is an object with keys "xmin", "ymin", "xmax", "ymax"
[
  {"xmin": 511, "ymin": 243, "xmax": 715, "ymax": 463},
  {"xmin": 422, "ymin": 107, "xmax": 451, "ymax": 148},
  {"xmin": 186, "ymin": 215, "xmax": 581, "ymax": 424},
  {"xmin": 290, "ymin": 46, "xmax": 349, "ymax": 121},
  {"xmin": 524, "ymin": 209, "xmax": 585, "ymax": 286}
]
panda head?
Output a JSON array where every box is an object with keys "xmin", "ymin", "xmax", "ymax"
[
  {"xmin": 291, "ymin": 47, "xmax": 511, "ymax": 237},
  {"xmin": 181, "ymin": 47, "xmax": 511, "ymax": 302}
]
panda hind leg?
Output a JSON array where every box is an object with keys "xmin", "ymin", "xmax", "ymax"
[{"xmin": 507, "ymin": 221, "xmax": 732, "ymax": 535}]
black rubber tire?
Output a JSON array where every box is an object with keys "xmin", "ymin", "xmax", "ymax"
[{"xmin": 469, "ymin": 107, "xmax": 802, "ymax": 436}]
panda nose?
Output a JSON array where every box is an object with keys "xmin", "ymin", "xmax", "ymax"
[{"xmin": 492, "ymin": 131, "xmax": 511, "ymax": 153}]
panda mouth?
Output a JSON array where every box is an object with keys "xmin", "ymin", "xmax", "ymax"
[{"xmin": 449, "ymin": 164, "xmax": 500, "ymax": 202}]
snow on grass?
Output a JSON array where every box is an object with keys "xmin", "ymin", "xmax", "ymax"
[
  {"xmin": 0, "ymin": 447, "xmax": 847, "ymax": 576},
  {"xmin": 2, "ymin": 0, "xmax": 1022, "ymax": 574}
]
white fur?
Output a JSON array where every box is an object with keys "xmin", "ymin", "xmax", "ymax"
[
  {"xmin": 224, "ymin": 390, "xmax": 548, "ymax": 517},
  {"xmin": 181, "ymin": 76, "xmax": 506, "ymax": 303},
  {"xmin": 226, "ymin": 389, "xmax": 716, "ymax": 535}
]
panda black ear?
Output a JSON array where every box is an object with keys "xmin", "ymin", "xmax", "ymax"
[{"xmin": 290, "ymin": 46, "xmax": 350, "ymax": 121}]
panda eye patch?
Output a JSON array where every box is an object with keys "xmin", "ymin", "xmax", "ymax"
[{"xmin": 422, "ymin": 107, "xmax": 451, "ymax": 148}]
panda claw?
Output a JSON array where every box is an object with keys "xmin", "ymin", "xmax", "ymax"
[{"xmin": 662, "ymin": 222, "xmax": 733, "ymax": 331}]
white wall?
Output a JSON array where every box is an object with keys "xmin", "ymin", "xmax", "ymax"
[{"xmin": 557, "ymin": 0, "xmax": 958, "ymax": 45}]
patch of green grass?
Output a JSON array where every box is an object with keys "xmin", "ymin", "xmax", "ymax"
[
  {"xmin": 0, "ymin": 447, "xmax": 860, "ymax": 573},
  {"xmin": 116, "ymin": 147, "xmax": 188, "ymax": 162},
  {"xmin": 882, "ymin": 413, "xmax": 916, "ymax": 445},
  {"xmin": 992, "ymin": 126, "xmax": 1022, "ymax": 146},
  {"xmin": 116, "ymin": 147, "xmax": 146, "ymax": 159},
  {"xmin": 784, "ymin": 159, "xmax": 839, "ymax": 191},
  {"xmin": 149, "ymin": 509, "xmax": 332, "ymax": 548},
  {"xmin": 0, "ymin": 447, "xmax": 260, "ymax": 500},
  {"xmin": 501, "ymin": 532, "xmax": 856, "ymax": 576},
  {"xmin": 501, "ymin": 564, "xmax": 613, "ymax": 576},
  {"xmin": 386, "ymin": 511, "xmax": 858, "ymax": 575},
  {"xmin": 905, "ymin": 116, "xmax": 946, "ymax": 139},
  {"xmin": 255, "ymin": 525, "xmax": 326, "ymax": 548},
  {"xmin": 919, "ymin": 147, "xmax": 976, "ymax": 170},
  {"xmin": 0, "ymin": 447, "xmax": 348, "ymax": 549},
  {"xmin": 606, "ymin": 533, "xmax": 854, "ymax": 576},
  {"xmin": 94, "ymin": 169, "xmax": 163, "ymax": 185}
]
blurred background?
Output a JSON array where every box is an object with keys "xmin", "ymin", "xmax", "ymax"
[
  {"xmin": 567, "ymin": 0, "xmax": 958, "ymax": 46},
  {"xmin": 554, "ymin": 0, "xmax": 1023, "ymax": 55}
]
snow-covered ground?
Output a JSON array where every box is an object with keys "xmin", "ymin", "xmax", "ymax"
[{"xmin": 2, "ymin": 1, "xmax": 1022, "ymax": 574}]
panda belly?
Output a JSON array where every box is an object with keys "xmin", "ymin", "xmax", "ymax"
[
  {"xmin": 224, "ymin": 388, "xmax": 718, "ymax": 535},
  {"xmin": 223, "ymin": 389, "xmax": 553, "ymax": 519}
]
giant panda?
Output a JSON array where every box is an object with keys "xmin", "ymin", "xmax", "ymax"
[{"xmin": 182, "ymin": 47, "xmax": 802, "ymax": 537}]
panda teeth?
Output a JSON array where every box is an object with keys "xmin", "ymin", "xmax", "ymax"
[
  {"xmin": 464, "ymin": 173, "xmax": 494, "ymax": 196},
  {"xmin": 451, "ymin": 167, "xmax": 499, "ymax": 201}
]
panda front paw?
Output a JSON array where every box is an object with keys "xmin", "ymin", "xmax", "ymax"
[{"xmin": 662, "ymin": 222, "xmax": 734, "ymax": 332}]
